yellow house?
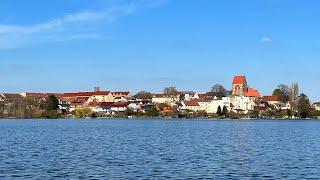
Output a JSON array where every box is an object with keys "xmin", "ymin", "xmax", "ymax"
[{"xmin": 63, "ymin": 91, "xmax": 115, "ymax": 104}]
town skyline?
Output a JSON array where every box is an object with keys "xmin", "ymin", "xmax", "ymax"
[
  {"xmin": 1, "ymin": 0, "xmax": 320, "ymax": 100},
  {"xmin": 0, "ymin": 74, "xmax": 318, "ymax": 101},
  {"xmin": 2, "ymin": 75, "xmax": 318, "ymax": 119}
]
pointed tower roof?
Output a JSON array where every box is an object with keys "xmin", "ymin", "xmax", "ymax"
[{"xmin": 233, "ymin": 76, "xmax": 247, "ymax": 85}]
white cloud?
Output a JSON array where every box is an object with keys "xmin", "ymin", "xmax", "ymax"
[
  {"xmin": 0, "ymin": 0, "xmax": 167, "ymax": 49},
  {"xmin": 261, "ymin": 37, "xmax": 272, "ymax": 44}
]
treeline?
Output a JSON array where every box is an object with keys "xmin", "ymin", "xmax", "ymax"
[{"xmin": 0, "ymin": 95, "xmax": 62, "ymax": 119}]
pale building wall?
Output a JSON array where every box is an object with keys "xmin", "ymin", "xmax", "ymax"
[
  {"xmin": 208, "ymin": 97, "xmax": 231, "ymax": 114},
  {"xmin": 87, "ymin": 94, "xmax": 115, "ymax": 103},
  {"xmin": 231, "ymin": 96, "xmax": 255, "ymax": 113}
]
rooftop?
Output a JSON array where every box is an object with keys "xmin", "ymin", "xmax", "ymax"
[{"xmin": 233, "ymin": 76, "xmax": 247, "ymax": 85}]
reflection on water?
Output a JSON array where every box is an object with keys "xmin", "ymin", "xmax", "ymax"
[{"xmin": 1, "ymin": 119, "xmax": 320, "ymax": 179}]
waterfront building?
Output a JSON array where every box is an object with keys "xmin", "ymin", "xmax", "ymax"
[
  {"xmin": 63, "ymin": 91, "xmax": 115, "ymax": 104},
  {"xmin": 262, "ymin": 96, "xmax": 291, "ymax": 110},
  {"xmin": 230, "ymin": 95, "xmax": 255, "ymax": 114},
  {"xmin": 312, "ymin": 102, "xmax": 320, "ymax": 111},
  {"xmin": 152, "ymin": 94, "xmax": 180, "ymax": 104},
  {"xmin": 111, "ymin": 92, "xmax": 132, "ymax": 102},
  {"xmin": 181, "ymin": 99, "xmax": 201, "ymax": 112},
  {"xmin": 208, "ymin": 97, "xmax": 231, "ymax": 114}
]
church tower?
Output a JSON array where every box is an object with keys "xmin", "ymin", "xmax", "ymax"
[{"xmin": 232, "ymin": 76, "xmax": 248, "ymax": 96}]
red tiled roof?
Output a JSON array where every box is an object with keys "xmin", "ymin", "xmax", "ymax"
[
  {"xmin": 63, "ymin": 91, "xmax": 110, "ymax": 97},
  {"xmin": 88, "ymin": 102, "xmax": 129, "ymax": 107},
  {"xmin": 111, "ymin": 102, "xmax": 129, "ymax": 107},
  {"xmin": 89, "ymin": 102, "xmax": 113, "ymax": 107},
  {"xmin": 111, "ymin": 92, "xmax": 130, "ymax": 96},
  {"xmin": 233, "ymin": 76, "xmax": 247, "ymax": 85},
  {"xmin": 183, "ymin": 100, "xmax": 199, "ymax": 106},
  {"xmin": 247, "ymin": 88, "xmax": 261, "ymax": 97},
  {"xmin": 70, "ymin": 97, "xmax": 89, "ymax": 103},
  {"xmin": 263, "ymin": 96, "xmax": 280, "ymax": 102}
]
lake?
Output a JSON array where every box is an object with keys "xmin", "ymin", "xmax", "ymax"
[{"xmin": 0, "ymin": 119, "xmax": 320, "ymax": 179}]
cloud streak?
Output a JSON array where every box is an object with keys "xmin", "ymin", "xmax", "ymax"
[
  {"xmin": 0, "ymin": 0, "xmax": 167, "ymax": 49},
  {"xmin": 261, "ymin": 37, "xmax": 272, "ymax": 44}
]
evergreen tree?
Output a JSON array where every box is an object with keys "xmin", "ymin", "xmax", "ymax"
[
  {"xmin": 297, "ymin": 93, "xmax": 311, "ymax": 118},
  {"xmin": 46, "ymin": 95, "xmax": 59, "ymax": 111},
  {"xmin": 217, "ymin": 106, "xmax": 223, "ymax": 116},
  {"xmin": 222, "ymin": 106, "xmax": 228, "ymax": 117}
]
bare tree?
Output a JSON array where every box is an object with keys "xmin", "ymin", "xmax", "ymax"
[
  {"xmin": 135, "ymin": 91, "xmax": 153, "ymax": 100},
  {"xmin": 211, "ymin": 84, "xmax": 227, "ymax": 97},
  {"xmin": 290, "ymin": 82, "xmax": 299, "ymax": 113},
  {"xmin": 164, "ymin": 87, "xmax": 178, "ymax": 95}
]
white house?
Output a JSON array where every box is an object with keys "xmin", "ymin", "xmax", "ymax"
[
  {"xmin": 128, "ymin": 103, "xmax": 141, "ymax": 112},
  {"xmin": 209, "ymin": 97, "xmax": 231, "ymax": 114},
  {"xmin": 263, "ymin": 96, "xmax": 291, "ymax": 110},
  {"xmin": 181, "ymin": 100, "xmax": 201, "ymax": 112},
  {"xmin": 0, "ymin": 94, "xmax": 5, "ymax": 102},
  {"xmin": 110, "ymin": 102, "xmax": 128, "ymax": 112},
  {"xmin": 230, "ymin": 95, "xmax": 256, "ymax": 114},
  {"xmin": 197, "ymin": 97, "xmax": 231, "ymax": 114},
  {"xmin": 313, "ymin": 102, "xmax": 320, "ymax": 111}
]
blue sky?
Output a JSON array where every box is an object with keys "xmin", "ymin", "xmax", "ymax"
[{"xmin": 0, "ymin": 0, "xmax": 319, "ymax": 101}]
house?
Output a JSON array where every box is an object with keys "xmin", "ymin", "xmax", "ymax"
[
  {"xmin": 198, "ymin": 96, "xmax": 230, "ymax": 114},
  {"xmin": 63, "ymin": 91, "xmax": 114, "ymax": 104},
  {"xmin": 262, "ymin": 96, "xmax": 291, "ymax": 110},
  {"xmin": 140, "ymin": 103, "xmax": 155, "ymax": 113},
  {"xmin": 111, "ymin": 92, "xmax": 132, "ymax": 102},
  {"xmin": 181, "ymin": 99, "xmax": 201, "ymax": 112},
  {"xmin": 128, "ymin": 103, "xmax": 141, "ymax": 112},
  {"xmin": 232, "ymin": 76, "xmax": 248, "ymax": 96},
  {"xmin": 127, "ymin": 99, "xmax": 151, "ymax": 112},
  {"xmin": 110, "ymin": 102, "xmax": 128, "ymax": 112},
  {"xmin": 152, "ymin": 94, "xmax": 180, "ymax": 104},
  {"xmin": 88, "ymin": 102, "xmax": 112, "ymax": 113},
  {"xmin": 181, "ymin": 91, "xmax": 197, "ymax": 101},
  {"xmin": 155, "ymin": 103, "xmax": 178, "ymax": 114},
  {"xmin": 68, "ymin": 97, "xmax": 89, "ymax": 112},
  {"xmin": 0, "ymin": 94, "xmax": 5, "ymax": 102},
  {"xmin": 198, "ymin": 100, "xmax": 212, "ymax": 113},
  {"xmin": 208, "ymin": 97, "xmax": 231, "ymax": 114},
  {"xmin": 312, "ymin": 102, "xmax": 320, "ymax": 111},
  {"xmin": 230, "ymin": 96, "xmax": 255, "ymax": 113}
]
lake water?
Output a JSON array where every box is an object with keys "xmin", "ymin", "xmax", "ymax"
[{"xmin": 0, "ymin": 119, "xmax": 320, "ymax": 179}]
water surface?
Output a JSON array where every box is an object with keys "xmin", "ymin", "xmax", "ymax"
[{"xmin": 1, "ymin": 119, "xmax": 320, "ymax": 179}]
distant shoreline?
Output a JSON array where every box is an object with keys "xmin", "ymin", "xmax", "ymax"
[{"xmin": 0, "ymin": 117, "xmax": 319, "ymax": 121}]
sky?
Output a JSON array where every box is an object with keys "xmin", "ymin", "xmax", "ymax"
[{"xmin": 0, "ymin": 0, "xmax": 319, "ymax": 101}]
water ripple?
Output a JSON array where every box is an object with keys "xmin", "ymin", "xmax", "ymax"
[{"xmin": 0, "ymin": 119, "xmax": 320, "ymax": 179}]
